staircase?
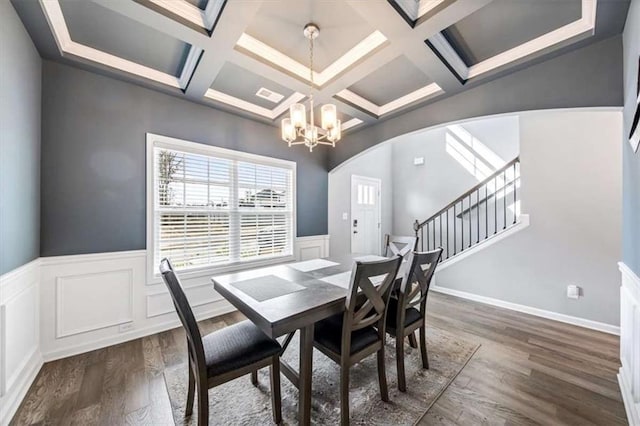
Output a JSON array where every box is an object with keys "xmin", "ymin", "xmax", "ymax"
[{"xmin": 413, "ymin": 157, "xmax": 521, "ymax": 262}]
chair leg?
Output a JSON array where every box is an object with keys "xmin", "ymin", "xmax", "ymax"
[
  {"xmin": 377, "ymin": 347, "xmax": 389, "ymax": 402},
  {"xmin": 196, "ymin": 379, "xmax": 209, "ymax": 426},
  {"xmin": 270, "ymin": 356, "xmax": 282, "ymax": 424},
  {"xmin": 340, "ymin": 367, "xmax": 350, "ymax": 426},
  {"xmin": 251, "ymin": 370, "xmax": 259, "ymax": 387},
  {"xmin": 419, "ymin": 325, "xmax": 429, "ymax": 369},
  {"xmin": 396, "ymin": 334, "xmax": 407, "ymax": 392},
  {"xmin": 407, "ymin": 331, "xmax": 418, "ymax": 348},
  {"xmin": 186, "ymin": 360, "xmax": 195, "ymax": 416}
]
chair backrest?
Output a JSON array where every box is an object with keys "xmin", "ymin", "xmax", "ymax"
[
  {"xmin": 398, "ymin": 248, "xmax": 443, "ymax": 317},
  {"xmin": 159, "ymin": 259, "xmax": 206, "ymax": 372},
  {"xmin": 384, "ymin": 234, "xmax": 418, "ymax": 257},
  {"xmin": 342, "ymin": 256, "xmax": 402, "ymax": 353}
]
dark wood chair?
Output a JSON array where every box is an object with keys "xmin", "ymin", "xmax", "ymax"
[
  {"xmin": 313, "ymin": 256, "xmax": 403, "ymax": 425},
  {"xmin": 384, "ymin": 234, "xmax": 418, "ymax": 257},
  {"xmin": 385, "ymin": 248, "xmax": 443, "ymax": 392},
  {"xmin": 159, "ymin": 259, "xmax": 283, "ymax": 425}
]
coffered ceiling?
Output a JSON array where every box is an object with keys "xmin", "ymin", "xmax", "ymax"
[{"xmin": 12, "ymin": 0, "xmax": 630, "ymax": 135}]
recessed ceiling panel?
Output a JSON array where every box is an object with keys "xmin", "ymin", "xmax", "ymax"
[
  {"xmin": 441, "ymin": 0, "xmax": 582, "ymax": 66},
  {"xmin": 211, "ymin": 62, "xmax": 296, "ymax": 110},
  {"xmin": 244, "ymin": 0, "xmax": 375, "ymax": 70},
  {"xmin": 348, "ymin": 56, "xmax": 434, "ymax": 106},
  {"xmin": 59, "ymin": 0, "xmax": 192, "ymax": 77}
]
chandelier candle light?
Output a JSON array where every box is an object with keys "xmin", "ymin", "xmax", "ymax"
[{"xmin": 281, "ymin": 24, "xmax": 341, "ymax": 152}]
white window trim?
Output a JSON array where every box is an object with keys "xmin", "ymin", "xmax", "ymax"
[{"xmin": 146, "ymin": 133, "xmax": 297, "ymax": 285}]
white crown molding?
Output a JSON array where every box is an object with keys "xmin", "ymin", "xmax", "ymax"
[
  {"xmin": 147, "ymin": 0, "xmax": 225, "ymax": 30},
  {"xmin": 337, "ymin": 82, "xmax": 443, "ymax": 117},
  {"xmin": 148, "ymin": 0, "xmax": 207, "ymax": 28},
  {"xmin": 428, "ymin": 0, "xmax": 597, "ymax": 81},
  {"xmin": 203, "ymin": 0, "xmax": 226, "ymax": 30},
  {"xmin": 178, "ymin": 46, "xmax": 203, "ymax": 88},
  {"xmin": 428, "ymin": 32, "xmax": 470, "ymax": 79},
  {"xmin": 206, "ymin": 87, "xmax": 362, "ymax": 129},
  {"xmin": 204, "ymin": 89, "xmax": 306, "ymax": 120},
  {"xmin": 341, "ymin": 118, "xmax": 364, "ymax": 132},
  {"xmin": 395, "ymin": 0, "xmax": 445, "ymax": 21},
  {"xmin": 40, "ymin": 0, "xmax": 198, "ymax": 90},
  {"xmin": 235, "ymin": 31, "xmax": 388, "ymax": 87}
]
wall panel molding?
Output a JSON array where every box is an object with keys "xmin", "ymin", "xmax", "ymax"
[
  {"xmin": 38, "ymin": 237, "xmax": 329, "ymax": 360},
  {"xmin": 0, "ymin": 259, "xmax": 42, "ymax": 426},
  {"xmin": 619, "ymin": 262, "xmax": 640, "ymax": 425},
  {"xmin": 295, "ymin": 235, "xmax": 330, "ymax": 261},
  {"xmin": 54, "ymin": 269, "xmax": 134, "ymax": 338}
]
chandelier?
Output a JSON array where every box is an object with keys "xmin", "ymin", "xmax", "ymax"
[{"xmin": 281, "ymin": 23, "xmax": 341, "ymax": 152}]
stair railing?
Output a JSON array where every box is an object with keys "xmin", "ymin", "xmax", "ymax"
[{"xmin": 414, "ymin": 157, "xmax": 520, "ymax": 261}]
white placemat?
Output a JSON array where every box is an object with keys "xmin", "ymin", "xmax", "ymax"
[
  {"xmin": 321, "ymin": 271, "xmax": 387, "ymax": 289},
  {"xmin": 353, "ymin": 255, "xmax": 388, "ymax": 262},
  {"xmin": 320, "ymin": 271, "xmax": 351, "ymax": 289},
  {"xmin": 288, "ymin": 259, "xmax": 339, "ymax": 272}
]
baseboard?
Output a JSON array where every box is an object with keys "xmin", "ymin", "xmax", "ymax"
[
  {"xmin": 431, "ymin": 285, "xmax": 620, "ymax": 335},
  {"xmin": 42, "ymin": 300, "xmax": 236, "ymax": 362},
  {"xmin": 619, "ymin": 371, "xmax": 640, "ymax": 426},
  {"xmin": 0, "ymin": 349, "xmax": 43, "ymax": 426}
]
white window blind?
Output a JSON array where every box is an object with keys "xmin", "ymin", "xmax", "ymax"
[{"xmin": 151, "ymin": 142, "xmax": 294, "ymax": 274}]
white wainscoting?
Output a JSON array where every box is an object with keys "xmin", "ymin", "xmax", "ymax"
[
  {"xmin": 0, "ymin": 259, "xmax": 42, "ymax": 426},
  {"xmin": 39, "ymin": 250, "xmax": 234, "ymax": 361},
  {"xmin": 619, "ymin": 262, "xmax": 640, "ymax": 426},
  {"xmin": 1, "ymin": 235, "xmax": 329, "ymax": 422},
  {"xmin": 295, "ymin": 235, "xmax": 330, "ymax": 260},
  {"xmin": 38, "ymin": 234, "xmax": 330, "ymax": 361}
]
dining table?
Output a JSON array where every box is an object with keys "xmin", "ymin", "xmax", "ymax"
[{"xmin": 211, "ymin": 253, "xmax": 407, "ymax": 425}]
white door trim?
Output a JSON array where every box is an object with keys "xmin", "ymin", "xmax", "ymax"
[{"xmin": 350, "ymin": 175, "xmax": 382, "ymax": 255}]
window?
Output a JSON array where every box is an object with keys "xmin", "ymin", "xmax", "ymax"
[{"xmin": 147, "ymin": 134, "xmax": 295, "ymax": 277}]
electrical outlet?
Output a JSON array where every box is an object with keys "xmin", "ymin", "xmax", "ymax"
[
  {"xmin": 342, "ymin": 212, "xmax": 348, "ymax": 220},
  {"xmin": 118, "ymin": 322, "xmax": 134, "ymax": 333},
  {"xmin": 567, "ymin": 284, "xmax": 580, "ymax": 299}
]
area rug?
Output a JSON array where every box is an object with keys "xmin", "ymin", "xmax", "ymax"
[{"xmin": 164, "ymin": 326, "xmax": 480, "ymax": 425}]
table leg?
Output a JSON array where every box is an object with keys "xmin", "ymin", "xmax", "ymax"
[{"xmin": 298, "ymin": 324, "xmax": 314, "ymax": 426}]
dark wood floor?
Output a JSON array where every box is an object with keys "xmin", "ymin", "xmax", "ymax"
[{"xmin": 12, "ymin": 292, "xmax": 627, "ymax": 425}]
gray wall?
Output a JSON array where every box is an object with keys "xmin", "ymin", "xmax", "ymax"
[
  {"xmin": 436, "ymin": 110, "xmax": 623, "ymax": 326},
  {"xmin": 328, "ymin": 143, "xmax": 393, "ymax": 257},
  {"xmin": 330, "ymin": 35, "xmax": 624, "ymax": 169},
  {"xmin": 40, "ymin": 61, "xmax": 328, "ymax": 257},
  {"xmin": 0, "ymin": 1, "xmax": 41, "ymax": 275},
  {"xmin": 391, "ymin": 116, "xmax": 519, "ymax": 236},
  {"xmin": 622, "ymin": 0, "xmax": 640, "ymax": 276}
]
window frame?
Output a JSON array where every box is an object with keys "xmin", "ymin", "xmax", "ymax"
[{"xmin": 146, "ymin": 133, "xmax": 297, "ymax": 284}]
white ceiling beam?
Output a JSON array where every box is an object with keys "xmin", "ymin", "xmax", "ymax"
[
  {"xmin": 184, "ymin": 0, "xmax": 264, "ymax": 100},
  {"xmin": 345, "ymin": 0, "xmax": 493, "ymax": 92}
]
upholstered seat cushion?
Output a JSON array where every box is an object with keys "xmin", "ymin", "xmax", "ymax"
[
  {"xmin": 314, "ymin": 313, "xmax": 380, "ymax": 355},
  {"xmin": 385, "ymin": 297, "xmax": 422, "ymax": 329},
  {"xmin": 202, "ymin": 320, "xmax": 281, "ymax": 377}
]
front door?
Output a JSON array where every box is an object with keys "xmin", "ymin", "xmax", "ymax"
[{"xmin": 351, "ymin": 175, "xmax": 381, "ymax": 255}]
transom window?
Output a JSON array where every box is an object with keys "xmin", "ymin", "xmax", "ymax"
[{"xmin": 147, "ymin": 134, "xmax": 295, "ymax": 277}]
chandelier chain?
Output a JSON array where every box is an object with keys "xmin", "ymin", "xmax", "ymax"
[{"xmin": 309, "ymin": 33, "xmax": 314, "ymax": 89}]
